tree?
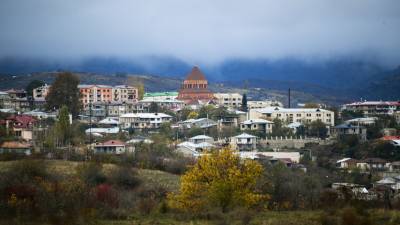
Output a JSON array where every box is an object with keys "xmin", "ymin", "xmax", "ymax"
[
  {"xmin": 55, "ymin": 105, "xmax": 72, "ymax": 146},
  {"xmin": 303, "ymin": 103, "xmax": 320, "ymax": 108},
  {"xmin": 306, "ymin": 120, "xmax": 328, "ymax": 139},
  {"xmin": 149, "ymin": 102, "xmax": 159, "ymax": 113},
  {"xmin": 126, "ymin": 76, "xmax": 145, "ymax": 100},
  {"xmin": 198, "ymin": 105, "xmax": 215, "ymax": 118},
  {"xmin": 25, "ymin": 80, "xmax": 45, "ymax": 97},
  {"xmin": 168, "ymin": 148, "xmax": 266, "ymax": 213},
  {"xmin": 271, "ymin": 118, "xmax": 292, "ymax": 137},
  {"xmin": 46, "ymin": 72, "xmax": 81, "ymax": 117},
  {"xmin": 241, "ymin": 93, "xmax": 248, "ymax": 112},
  {"xmin": 187, "ymin": 111, "xmax": 199, "ymax": 119}
]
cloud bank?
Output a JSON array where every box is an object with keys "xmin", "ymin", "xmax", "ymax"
[{"xmin": 0, "ymin": 0, "xmax": 399, "ymax": 66}]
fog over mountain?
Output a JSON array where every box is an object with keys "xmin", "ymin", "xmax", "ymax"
[{"xmin": 0, "ymin": 0, "xmax": 399, "ymax": 66}]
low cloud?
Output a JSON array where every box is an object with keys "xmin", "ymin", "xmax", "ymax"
[{"xmin": 0, "ymin": 0, "xmax": 399, "ymax": 66}]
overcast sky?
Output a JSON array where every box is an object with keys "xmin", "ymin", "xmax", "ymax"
[{"xmin": 0, "ymin": 0, "xmax": 399, "ymax": 66}]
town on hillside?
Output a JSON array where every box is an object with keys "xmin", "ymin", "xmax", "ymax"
[{"xmin": 1, "ymin": 66, "xmax": 400, "ymax": 202}]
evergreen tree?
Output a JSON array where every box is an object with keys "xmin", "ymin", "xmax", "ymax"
[
  {"xmin": 46, "ymin": 72, "xmax": 81, "ymax": 117},
  {"xmin": 241, "ymin": 93, "xmax": 248, "ymax": 112},
  {"xmin": 26, "ymin": 80, "xmax": 45, "ymax": 97}
]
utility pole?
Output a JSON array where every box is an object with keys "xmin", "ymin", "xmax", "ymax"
[{"xmin": 88, "ymin": 102, "xmax": 92, "ymax": 160}]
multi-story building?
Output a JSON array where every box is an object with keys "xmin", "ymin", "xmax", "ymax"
[
  {"xmin": 177, "ymin": 66, "xmax": 214, "ymax": 104},
  {"xmin": 32, "ymin": 84, "xmax": 50, "ymax": 101},
  {"xmin": 213, "ymin": 93, "xmax": 242, "ymax": 108},
  {"xmin": 247, "ymin": 100, "xmax": 283, "ymax": 109},
  {"xmin": 79, "ymin": 85, "xmax": 138, "ymax": 109},
  {"xmin": 112, "ymin": 85, "xmax": 138, "ymax": 104},
  {"xmin": 138, "ymin": 99, "xmax": 184, "ymax": 112},
  {"xmin": 343, "ymin": 101, "xmax": 400, "ymax": 116},
  {"xmin": 249, "ymin": 107, "xmax": 334, "ymax": 126},
  {"xmin": 330, "ymin": 123, "xmax": 367, "ymax": 141},
  {"xmin": 3, "ymin": 89, "xmax": 29, "ymax": 112},
  {"xmin": 240, "ymin": 119, "xmax": 274, "ymax": 134},
  {"xmin": 119, "ymin": 113, "xmax": 173, "ymax": 129}
]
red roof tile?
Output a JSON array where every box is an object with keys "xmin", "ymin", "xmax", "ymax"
[{"xmin": 185, "ymin": 66, "xmax": 206, "ymax": 80}]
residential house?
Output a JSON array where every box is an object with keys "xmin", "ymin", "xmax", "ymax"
[
  {"xmin": 98, "ymin": 117, "xmax": 120, "ymax": 127},
  {"xmin": 330, "ymin": 123, "xmax": 367, "ymax": 141},
  {"xmin": 239, "ymin": 151, "xmax": 301, "ymax": 163},
  {"xmin": 240, "ymin": 119, "xmax": 273, "ymax": 134},
  {"xmin": 231, "ymin": 133, "xmax": 258, "ymax": 151},
  {"xmin": 358, "ymin": 158, "xmax": 388, "ymax": 171},
  {"xmin": 345, "ymin": 117, "xmax": 378, "ymax": 126},
  {"xmin": 189, "ymin": 135, "xmax": 214, "ymax": 144},
  {"xmin": 94, "ymin": 140, "xmax": 132, "ymax": 154},
  {"xmin": 249, "ymin": 107, "xmax": 334, "ymax": 126},
  {"xmin": 4, "ymin": 115, "xmax": 36, "ymax": 141},
  {"xmin": 85, "ymin": 127, "xmax": 120, "ymax": 137},
  {"xmin": 176, "ymin": 135, "xmax": 215, "ymax": 157},
  {"xmin": 336, "ymin": 158, "xmax": 360, "ymax": 169},
  {"xmin": 0, "ymin": 141, "xmax": 32, "ymax": 155},
  {"xmin": 177, "ymin": 118, "xmax": 217, "ymax": 129},
  {"xmin": 119, "ymin": 113, "xmax": 172, "ymax": 129}
]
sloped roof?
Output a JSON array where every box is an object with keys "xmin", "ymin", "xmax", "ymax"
[
  {"xmin": 96, "ymin": 140, "xmax": 125, "ymax": 146},
  {"xmin": 234, "ymin": 133, "xmax": 256, "ymax": 138},
  {"xmin": 0, "ymin": 141, "xmax": 31, "ymax": 149},
  {"xmin": 189, "ymin": 135, "xmax": 213, "ymax": 140},
  {"xmin": 185, "ymin": 66, "xmax": 206, "ymax": 80}
]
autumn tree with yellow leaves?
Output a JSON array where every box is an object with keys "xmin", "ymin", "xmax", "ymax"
[{"xmin": 168, "ymin": 148, "xmax": 267, "ymax": 213}]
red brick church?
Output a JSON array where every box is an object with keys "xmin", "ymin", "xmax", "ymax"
[{"xmin": 177, "ymin": 66, "xmax": 214, "ymax": 103}]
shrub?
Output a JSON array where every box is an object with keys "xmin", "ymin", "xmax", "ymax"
[
  {"xmin": 108, "ymin": 166, "xmax": 141, "ymax": 189},
  {"xmin": 76, "ymin": 162, "xmax": 106, "ymax": 186}
]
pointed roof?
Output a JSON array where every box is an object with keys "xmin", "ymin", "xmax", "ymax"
[{"xmin": 185, "ymin": 66, "xmax": 206, "ymax": 80}]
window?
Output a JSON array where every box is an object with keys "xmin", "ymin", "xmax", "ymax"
[{"xmin": 297, "ymin": 114, "xmax": 301, "ymax": 117}]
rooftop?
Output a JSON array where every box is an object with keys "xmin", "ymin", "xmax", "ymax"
[
  {"xmin": 185, "ymin": 66, "xmax": 207, "ymax": 81},
  {"xmin": 144, "ymin": 92, "xmax": 179, "ymax": 97},
  {"xmin": 256, "ymin": 107, "xmax": 332, "ymax": 114}
]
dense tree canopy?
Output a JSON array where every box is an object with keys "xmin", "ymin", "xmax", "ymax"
[
  {"xmin": 25, "ymin": 80, "xmax": 45, "ymax": 97},
  {"xmin": 45, "ymin": 72, "xmax": 81, "ymax": 117},
  {"xmin": 168, "ymin": 148, "xmax": 266, "ymax": 212}
]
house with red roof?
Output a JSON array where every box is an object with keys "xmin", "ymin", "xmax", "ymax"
[
  {"xmin": 3, "ymin": 115, "xmax": 36, "ymax": 141},
  {"xmin": 94, "ymin": 140, "xmax": 132, "ymax": 154}
]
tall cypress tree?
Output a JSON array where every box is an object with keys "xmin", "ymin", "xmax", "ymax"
[{"xmin": 241, "ymin": 93, "xmax": 248, "ymax": 112}]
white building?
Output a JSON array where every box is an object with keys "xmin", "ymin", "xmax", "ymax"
[
  {"xmin": 239, "ymin": 151, "xmax": 301, "ymax": 163},
  {"xmin": 214, "ymin": 93, "xmax": 243, "ymax": 108},
  {"xmin": 249, "ymin": 107, "xmax": 334, "ymax": 126},
  {"xmin": 343, "ymin": 101, "xmax": 400, "ymax": 116},
  {"xmin": 240, "ymin": 119, "xmax": 274, "ymax": 134},
  {"xmin": 177, "ymin": 118, "xmax": 217, "ymax": 129},
  {"xmin": 247, "ymin": 100, "xmax": 283, "ymax": 109},
  {"xmin": 119, "ymin": 113, "xmax": 173, "ymax": 129},
  {"xmin": 176, "ymin": 135, "xmax": 215, "ymax": 157},
  {"xmin": 32, "ymin": 84, "xmax": 50, "ymax": 101},
  {"xmin": 94, "ymin": 140, "xmax": 132, "ymax": 154},
  {"xmin": 231, "ymin": 133, "xmax": 258, "ymax": 151}
]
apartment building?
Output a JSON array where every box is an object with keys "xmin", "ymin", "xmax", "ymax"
[
  {"xmin": 247, "ymin": 100, "xmax": 283, "ymax": 109},
  {"xmin": 249, "ymin": 107, "xmax": 334, "ymax": 126},
  {"xmin": 213, "ymin": 93, "xmax": 242, "ymax": 108},
  {"xmin": 32, "ymin": 84, "xmax": 50, "ymax": 101},
  {"xmin": 119, "ymin": 113, "xmax": 172, "ymax": 129},
  {"xmin": 79, "ymin": 85, "xmax": 138, "ymax": 109},
  {"xmin": 343, "ymin": 101, "xmax": 400, "ymax": 116}
]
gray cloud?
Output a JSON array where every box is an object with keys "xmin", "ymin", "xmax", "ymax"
[{"xmin": 0, "ymin": 0, "xmax": 399, "ymax": 66}]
